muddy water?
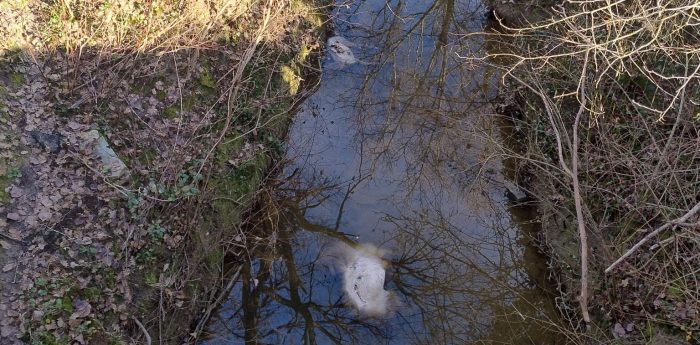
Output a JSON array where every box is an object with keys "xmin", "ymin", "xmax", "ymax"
[{"xmin": 203, "ymin": 0, "xmax": 562, "ymax": 344}]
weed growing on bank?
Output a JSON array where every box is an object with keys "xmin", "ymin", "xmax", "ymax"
[
  {"xmin": 479, "ymin": 0, "xmax": 700, "ymax": 343},
  {"xmin": 0, "ymin": 0, "xmax": 327, "ymax": 344}
]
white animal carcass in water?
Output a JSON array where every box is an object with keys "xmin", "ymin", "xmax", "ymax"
[
  {"xmin": 327, "ymin": 36, "xmax": 359, "ymax": 66},
  {"xmin": 330, "ymin": 243, "xmax": 391, "ymax": 317}
]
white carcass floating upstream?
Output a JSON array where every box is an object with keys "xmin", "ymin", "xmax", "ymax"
[
  {"xmin": 330, "ymin": 243, "xmax": 393, "ymax": 317},
  {"xmin": 327, "ymin": 36, "xmax": 375, "ymax": 68},
  {"xmin": 327, "ymin": 36, "xmax": 359, "ymax": 66}
]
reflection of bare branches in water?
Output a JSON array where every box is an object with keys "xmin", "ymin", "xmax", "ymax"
[
  {"xmin": 330, "ymin": 0, "xmax": 504, "ymax": 209},
  {"xmin": 204, "ymin": 0, "xmax": 570, "ymax": 344},
  {"xmin": 204, "ymin": 177, "xmax": 562, "ymax": 344},
  {"xmin": 205, "ymin": 184, "xmax": 392, "ymax": 344},
  {"xmin": 385, "ymin": 209, "xmax": 528, "ymax": 342}
]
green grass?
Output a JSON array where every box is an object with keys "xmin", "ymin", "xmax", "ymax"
[
  {"xmin": 281, "ymin": 65, "xmax": 301, "ymax": 95},
  {"xmin": 199, "ymin": 64, "xmax": 215, "ymax": 90},
  {"xmin": 0, "ymin": 157, "xmax": 22, "ymax": 204},
  {"xmin": 9, "ymin": 71, "xmax": 24, "ymax": 87},
  {"xmin": 162, "ymin": 105, "xmax": 179, "ymax": 119},
  {"xmin": 137, "ymin": 147, "xmax": 156, "ymax": 166}
]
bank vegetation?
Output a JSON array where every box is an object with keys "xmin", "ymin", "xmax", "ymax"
[
  {"xmin": 0, "ymin": 0, "xmax": 326, "ymax": 343},
  {"xmin": 482, "ymin": 0, "xmax": 700, "ymax": 343}
]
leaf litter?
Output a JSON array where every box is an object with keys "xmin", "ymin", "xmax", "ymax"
[{"xmin": 0, "ymin": 1, "xmax": 324, "ymax": 343}]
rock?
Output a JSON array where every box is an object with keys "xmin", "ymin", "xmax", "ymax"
[
  {"xmin": 503, "ymin": 178, "xmax": 527, "ymax": 201},
  {"xmin": 6, "ymin": 213, "xmax": 20, "ymax": 221},
  {"xmin": 95, "ymin": 136, "xmax": 128, "ymax": 178},
  {"xmin": 29, "ymin": 131, "xmax": 63, "ymax": 153},
  {"xmin": 82, "ymin": 130, "xmax": 129, "ymax": 178}
]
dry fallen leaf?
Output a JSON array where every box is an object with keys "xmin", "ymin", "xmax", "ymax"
[
  {"xmin": 9, "ymin": 186, "xmax": 24, "ymax": 198},
  {"xmin": 37, "ymin": 210, "xmax": 51, "ymax": 221},
  {"xmin": 2, "ymin": 263, "xmax": 16, "ymax": 273},
  {"xmin": 39, "ymin": 195, "xmax": 53, "ymax": 209},
  {"xmin": 70, "ymin": 299, "xmax": 91, "ymax": 319},
  {"xmin": 67, "ymin": 121, "xmax": 82, "ymax": 130},
  {"xmin": 613, "ymin": 323, "xmax": 626, "ymax": 338}
]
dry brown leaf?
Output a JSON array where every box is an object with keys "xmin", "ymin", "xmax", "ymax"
[
  {"xmin": 9, "ymin": 186, "xmax": 23, "ymax": 199},
  {"xmin": 37, "ymin": 210, "xmax": 51, "ymax": 221},
  {"xmin": 70, "ymin": 299, "xmax": 91, "ymax": 320},
  {"xmin": 2, "ymin": 263, "xmax": 16, "ymax": 273}
]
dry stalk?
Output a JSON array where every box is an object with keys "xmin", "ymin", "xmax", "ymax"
[
  {"xmin": 190, "ymin": 267, "xmax": 243, "ymax": 341},
  {"xmin": 506, "ymin": 50, "xmax": 593, "ymax": 323},
  {"xmin": 197, "ymin": 0, "xmax": 277, "ymax": 175},
  {"xmin": 132, "ymin": 316, "xmax": 153, "ymax": 345},
  {"xmin": 569, "ymin": 52, "xmax": 591, "ymax": 324},
  {"xmin": 605, "ymin": 200, "xmax": 700, "ymax": 273}
]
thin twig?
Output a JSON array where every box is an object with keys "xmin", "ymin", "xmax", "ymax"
[
  {"xmin": 570, "ymin": 50, "xmax": 591, "ymax": 323},
  {"xmin": 605, "ymin": 200, "xmax": 700, "ymax": 273},
  {"xmin": 197, "ymin": 6, "xmax": 273, "ymax": 176},
  {"xmin": 190, "ymin": 266, "xmax": 243, "ymax": 341},
  {"xmin": 0, "ymin": 232, "xmax": 25, "ymax": 245},
  {"xmin": 132, "ymin": 316, "xmax": 152, "ymax": 345},
  {"xmin": 509, "ymin": 50, "xmax": 592, "ymax": 323}
]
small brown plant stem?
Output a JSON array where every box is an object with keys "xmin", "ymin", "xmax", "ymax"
[
  {"xmin": 132, "ymin": 317, "xmax": 152, "ymax": 345},
  {"xmin": 197, "ymin": 4, "xmax": 273, "ymax": 174},
  {"xmin": 605, "ymin": 200, "xmax": 700, "ymax": 274},
  {"xmin": 190, "ymin": 266, "xmax": 243, "ymax": 341},
  {"xmin": 510, "ymin": 50, "xmax": 592, "ymax": 323},
  {"xmin": 570, "ymin": 57, "xmax": 591, "ymax": 323}
]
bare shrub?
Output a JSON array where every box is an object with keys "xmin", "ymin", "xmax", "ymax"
[{"xmin": 472, "ymin": 0, "xmax": 700, "ymax": 341}]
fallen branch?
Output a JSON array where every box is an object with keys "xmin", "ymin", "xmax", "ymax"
[{"xmin": 605, "ymin": 200, "xmax": 700, "ymax": 273}]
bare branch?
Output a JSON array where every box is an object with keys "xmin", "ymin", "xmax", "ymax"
[
  {"xmin": 132, "ymin": 317, "xmax": 152, "ymax": 345},
  {"xmin": 605, "ymin": 200, "xmax": 700, "ymax": 274}
]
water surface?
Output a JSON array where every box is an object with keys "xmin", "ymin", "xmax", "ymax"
[{"xmin": 203, "ymin": 0, "xmax": 561, "ymax": 343}]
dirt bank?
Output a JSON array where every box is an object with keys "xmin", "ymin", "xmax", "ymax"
[
  {"xmin": 0, "ymin": 1, "xmax": 327, "ymax": 343},
  {"xmin": 484, "ymin": 0, "xmax": 700, "ymax": 343}
]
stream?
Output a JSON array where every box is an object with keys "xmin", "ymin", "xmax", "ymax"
[{"xmin": 203, "ymin": 0, "xmax": 562, "ymax": 343}]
